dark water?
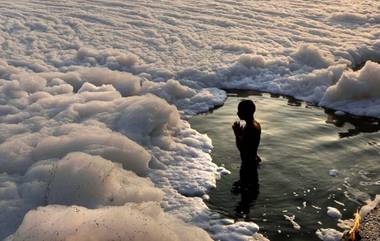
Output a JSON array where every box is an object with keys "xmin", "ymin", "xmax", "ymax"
[{"xmin": 190, "ymin": 91, "xmax": 380, "ymax": 241}]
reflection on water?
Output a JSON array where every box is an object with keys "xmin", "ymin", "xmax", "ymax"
[
  {"xmin": 190, "ymin": 91, "xmax": 380, "ymax": 241},
  {"xmin": 234, "ymin": 183, "xmax": 260, "ymax": 220},
  {"xmin": 324, "ymin": 110, "xmax": 380, "ymax": 139}
]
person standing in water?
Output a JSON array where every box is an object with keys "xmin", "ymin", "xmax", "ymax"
[{"xmin": 232, "ymin": 99, "xmax": 261, "ymax": 191}]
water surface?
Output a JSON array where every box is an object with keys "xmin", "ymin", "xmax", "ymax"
[{"xmin": 190, "ymin": 91, "xmax": 380, "ymax": 241}]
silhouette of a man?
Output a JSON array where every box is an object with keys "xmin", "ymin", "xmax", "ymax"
[{"xmin": 232, "ymin": 99, "xmax": 261, "ymax": 190}]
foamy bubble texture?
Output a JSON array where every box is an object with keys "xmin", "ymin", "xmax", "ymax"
[
  {"xmin": 0, "ymin": 0, "xmax": 379, "ymax": 240},
  {"xmin": 6, "ymin": 203, "xmax": 212, "ymax": 241}
]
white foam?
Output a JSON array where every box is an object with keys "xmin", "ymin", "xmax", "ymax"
[
  {"xmin": 0, "ymin": 63, "xmax": 226, "ymax": 239},
  {"xmin": 327, "ymin": 207, "xmax": 342, "ymax": 219},
  {"xmin": 334, "ymin": 111, "xmax": 346, "ymax": 116},
  {"xmin": 217, "ymin": 166, "xmax": 232, "ymax": 176},
  {"xmin": 29, "ymin": 152, "xmax": 164, "ymax": 206},
  {"xmin": 316, "ymin": 228, "xmax": 343, "ymax": 241},
  {"xmin": 329, "ymin": 169, "xmax": 339, "ymax": 177},
  {"xmin": 292, "ymin": 45, "xmax": 334, "ymax": 69},
  {"xmin": 321, "ymin": 61, "xmax": 380, "ymax": 117},
  {"xmin": 6, "ymin": 203, "xmax": 213, "ymax": 241}
]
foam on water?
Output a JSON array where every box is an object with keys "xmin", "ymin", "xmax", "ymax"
[
  {"xmin": 0, "ymin": 0, "xmax": 379, "ymax": 240},
  {"xmin": 316, "ymin": 195, "xmax": 380, "ymax": 241},
  {"xmin": 315, "ymin": 228, "xmax": 343, "ymax": 241},
  {"xmin": 326, "ymin": 207, "xmax": 342, "ymax": 219}
]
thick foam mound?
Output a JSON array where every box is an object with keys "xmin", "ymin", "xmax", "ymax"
[
  {"xmin": 0, "ymin": 63, "xmax": 225, "ymax": 239},
  {"xmin": 0, "ymin": 121, "xmax": 151, "ymax": 176},
  {"xmin": 292, "ymin": 45, "xmax": 334, "ymax": 69},
  {"xmin": 321, "ymin": 61, "xmax": 380, "ymax": 117},
  {"xmin": 35, "ymin": 124, "xmax": 151, "ymax": 175},
  {"xmin": 28, "ymin": 152, "xmax": 163, "ymax": 207},
  {"xmin": 0, "ymin": 151, "xmax": 164, "ymax": 239},
  {"xmin": 6, "ymin": 203, "xmax": 213, "ymax": 241}
]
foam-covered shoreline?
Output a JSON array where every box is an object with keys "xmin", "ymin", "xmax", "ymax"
[
  {"xmin": 1, "ymin": 60, "xmax": 267, "ymax": 240},
  {"xmin": 1, "ymin": 1, "xmax": 379, "ymax": 240},
  {"xmin": 177, "ymin": 43, "xmax": 380, "ymax": 118}
]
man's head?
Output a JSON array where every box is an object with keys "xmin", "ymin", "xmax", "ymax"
[{"xmin": 237, "ymin": 99, "xmax": 256, "ymax": 121}]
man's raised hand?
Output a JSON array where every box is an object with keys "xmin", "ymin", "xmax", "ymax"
[{"xmin": 232, "ymin": 121, "xmax": 242, "ymax": 136}]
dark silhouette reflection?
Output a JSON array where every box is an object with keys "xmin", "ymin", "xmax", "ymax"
[
  {"xmin": 269, "ymin": 93, "xmax": 281, "ymax": 99},
  {"xmin": 233, "ymin": 175, "xmax": 260, "ymax": 219},
  {"xmin": 226, "ymin": 89, "xmax": 263, "ymax": 98},
  {"xmin": 325, "ymin": 109, "xmax": 380, "ymax": 138},
  {"xmin": 269, "ymin": 93, "xmax": 303, "ymax": 107},
  {"xmin": 286, "ymin": 97, "xmax": 302, "ymax": 107},
  {"xmin": 235, "ymin": 184, "xmax": 260, "ymax": 218},
  {"xmin": 230, "ymin": 89, "xmax": 307, "ymax": 108}
]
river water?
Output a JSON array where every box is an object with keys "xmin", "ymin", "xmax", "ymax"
[{"xmin": 190, "ymin": 91, "xmax": 380, "ymax": 241}]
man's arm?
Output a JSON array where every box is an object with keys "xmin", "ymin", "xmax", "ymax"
[{"xmin": 235, "ymin": 134, "xmax": 242, "ymax": 150}]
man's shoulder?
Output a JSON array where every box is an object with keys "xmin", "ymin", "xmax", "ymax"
[
  {"xmin": 254, "ymin": 121, "xmax": 261, "ymax": 130},
  {"xmin": 245, "ymin": 121, "xmax": 261, "ymax": 135}
]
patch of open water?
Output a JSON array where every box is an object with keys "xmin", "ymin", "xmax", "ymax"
[{"xmin": 190, "ymin": 91, "xmax": 380, "ymax": 241}]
